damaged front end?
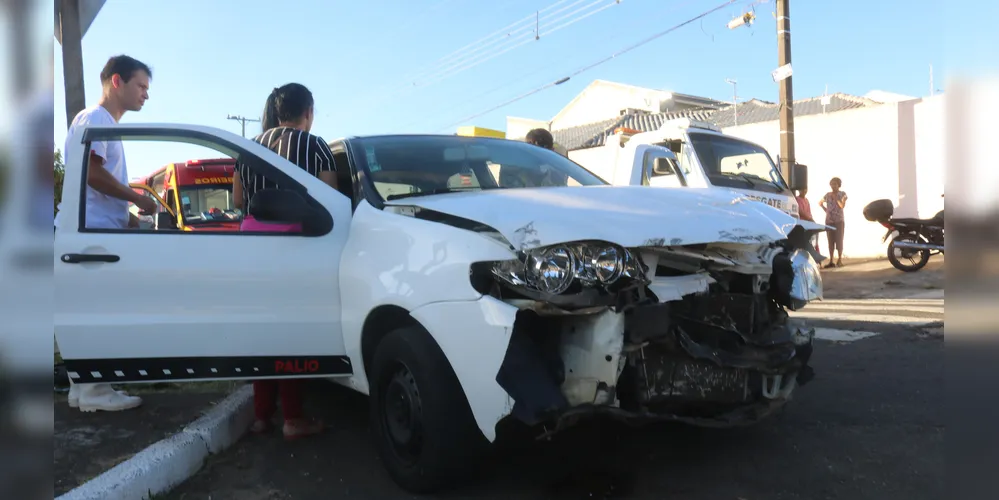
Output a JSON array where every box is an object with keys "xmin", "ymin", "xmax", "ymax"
[{"xmin": 472, "ymin": 237, "xmax": 823, "ymax": 437}]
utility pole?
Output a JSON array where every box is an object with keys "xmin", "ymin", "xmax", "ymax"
[
  {"xmin": 775, "ymin": 0, "xmax": 795, "ymax": 184},
  {"xmin": 227, "ymin": 115, "xmax": 260, "ymax": 137},
  {"xmin": 59, "ymin": 0, "xmax": 86, "ymax": 128},
  {"xmin": 725, "ymin": 78, "xmax": 738, "ymax": 126},
  {"xmin": 6, "ymin": 0, "xmax": 30, "ymax": 99}
]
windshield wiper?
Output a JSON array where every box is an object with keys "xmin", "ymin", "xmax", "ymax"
[
  {"xmin": 719, "ymin": 172, "xmax": 756, "ymax": 188},
  {"xmin": 386, "ymin": 186, "xmax": 482, "ymax": 201}
]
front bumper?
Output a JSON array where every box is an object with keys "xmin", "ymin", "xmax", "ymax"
[{"xmin": 495, "ymin": 288, "xmax": 817, "ymax": 435}]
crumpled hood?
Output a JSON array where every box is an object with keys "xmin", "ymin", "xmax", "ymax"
[{"xmin": 385, "ymin": 185, "xmax": 825, "ymax": 251}]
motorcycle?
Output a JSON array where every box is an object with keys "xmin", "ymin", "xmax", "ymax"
[{"xmin": 863, "ymin": 195, "xmax": 944, "ymax": 272}]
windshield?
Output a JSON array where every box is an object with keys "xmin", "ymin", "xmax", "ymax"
[
  {"xmin": 178, "ymin": 185, "xmax": 242, "ymax": 223},
  {"xmin": 686, "ymin": 132, "xmax": 788, "ymax": 193},
  {"xmin": 349, "ymin": 135, "xmax": 607, "ymax": 202}
]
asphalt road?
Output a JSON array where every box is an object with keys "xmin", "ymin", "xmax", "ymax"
[{"xmin": 164, "ymin": 259, "xmax": 945, "ymax": 500}]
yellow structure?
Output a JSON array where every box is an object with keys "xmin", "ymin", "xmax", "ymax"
[{"xmin": 456, "ymin": 126, "xmax": 506, "ymax": 139}]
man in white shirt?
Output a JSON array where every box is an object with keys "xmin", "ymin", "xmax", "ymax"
[{"xmin": 59, "ymin": 54, "xmax": 157, "ymax": 412}]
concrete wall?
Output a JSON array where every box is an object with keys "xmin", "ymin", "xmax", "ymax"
[{"xmin": 721, "ymin": 99, "xmax": 944, "ymax": 259}]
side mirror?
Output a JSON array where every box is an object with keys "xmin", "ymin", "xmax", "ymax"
[
  {"xmin": 789, "ymin": 162, "xmax": 808, "ymax": 192},
  {"xmin": 652, "ymin": 157, "xmax": 674, "ymax": 175},
  {"xmin": 247, "ymin": 188, "xmax": 329, "ymax": 234}
]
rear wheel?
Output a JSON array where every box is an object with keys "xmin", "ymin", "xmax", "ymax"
[
  {"xmin": 368, "ymin": 326, "xmax": 487, "ymax": 494},
  {"xmin": 887, "ymin": 233, "xmax": 931, "ymax": 272}
]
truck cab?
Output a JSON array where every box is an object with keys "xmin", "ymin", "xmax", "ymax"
[
  {"xmin": 570, "ymin": 118, "xmax": 809, "ymax": 220},
  {"xmin": 136, "ymin": 158, "xmax": 242, "ymax": 231}
]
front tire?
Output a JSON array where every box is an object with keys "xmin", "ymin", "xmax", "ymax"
[
  {"xmin": 368, "ymin": 326, "xmax": 487, "ymax": 494},
  {"xmin": 887, "ymin": 233, "xmax": 931, "ymax": 272}
]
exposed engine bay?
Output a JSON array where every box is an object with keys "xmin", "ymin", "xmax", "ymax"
[{"xmin": 470, "ymin": 234, "xmax": 823, "ymax": 437}]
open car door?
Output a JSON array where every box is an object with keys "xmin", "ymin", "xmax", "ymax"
[{"xmin": 54, "ymin": 123, "xmax": 354, "ymax": 384}]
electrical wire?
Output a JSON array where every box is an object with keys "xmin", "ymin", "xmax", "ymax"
[
  {"xmin": 398, "ymin": 0, "xmax": 582, "ymax": 86},
  {"xmin": 416, "ymin": 0, "xmax": 703, "ymax": 130},
  {"xmin": 431, "ymin": 0, "xmax": 761, "ymax": 133},
  {"xmin": 374, "ymin": 0, "xmax": 622, "ymax": 101},
  {"xmin": 414, "ymin": 0, "xmax": 621, "ymax": 89}
]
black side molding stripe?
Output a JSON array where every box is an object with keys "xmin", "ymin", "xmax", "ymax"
[{"xmin": 64, "ymin": 355, "xmax": 353, "ymax": 383}]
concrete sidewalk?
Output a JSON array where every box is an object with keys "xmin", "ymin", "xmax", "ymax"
[{"xmin": 55, "ymin": 382, "xmax": 253, "ymax": 500}]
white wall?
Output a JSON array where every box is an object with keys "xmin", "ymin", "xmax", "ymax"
[
  {"xmin": 722, "ymin": 105, "xmax": 907, "ymax": 259},
  {"xmin": 913, "ymin": 95, "xmax": 945, "ymax": 218}
]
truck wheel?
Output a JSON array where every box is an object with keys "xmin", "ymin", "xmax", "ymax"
[{"xmin": 368, "ymin": 326, "xmax": 487, "ymax": 494}]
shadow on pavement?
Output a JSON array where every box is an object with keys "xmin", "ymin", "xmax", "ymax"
[{"xmin": 167, "ymin": 345, "xmax": 944, "ymax": 500}]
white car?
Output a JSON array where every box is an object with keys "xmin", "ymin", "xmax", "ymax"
[{"xmin": 55, "ymin": 124, "xmax": 825, "ymax": 494}]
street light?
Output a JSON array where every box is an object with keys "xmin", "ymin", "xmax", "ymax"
[{"xmin": 727, "ymin": 11, "xmax": 755, "ymax": 30}]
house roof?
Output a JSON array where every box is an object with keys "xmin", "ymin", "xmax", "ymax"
[
  {"xmin": 709, "ymin": 93, "xmax": 878, "ymax": 128},
  {"xmin": 551, "ymin": 92, "xmax": 881, "ymax": 151},
  {"xmin": 548, "ymin": 79, "xmax": 729, "ymax": 126}
]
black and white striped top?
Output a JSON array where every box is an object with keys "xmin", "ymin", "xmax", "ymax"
[{"xmin": 236, "ymin": 126, "xmax": 337, "ymax": 210}]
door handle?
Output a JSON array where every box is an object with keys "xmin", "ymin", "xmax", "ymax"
[{"xmin": 61, "ymin": 253, "xmax": 120, "ymax": 264}]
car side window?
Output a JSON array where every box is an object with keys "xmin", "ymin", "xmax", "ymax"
[{"xmin": 72, "ymin": 129, "xmax": 334, "ymax": 237}]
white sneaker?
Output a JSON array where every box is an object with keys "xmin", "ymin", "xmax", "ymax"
[
  {"xmin": 68, "ymin": 382, "xmax": 131, "ymax": 408},
  {"xmin": 76, "ymin": 383, "xmax": 142, "ymax": 412}
]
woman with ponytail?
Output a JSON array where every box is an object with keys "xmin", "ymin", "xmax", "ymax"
[
  {"xmin": 233, "ymin": 83, "xmax": 338, "ymax": 440},
  {"xmin": 233, "ymin": 83, "xmax": 338, "ymax": 214}
]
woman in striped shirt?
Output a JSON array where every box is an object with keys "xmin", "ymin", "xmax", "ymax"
[
  {"xmin": 233, "ymin": 83, "xmax": 337, "ymax": 439},
  {"xmin": 233, "ymin": 83, "xmax": 338, "ymax": 213}
]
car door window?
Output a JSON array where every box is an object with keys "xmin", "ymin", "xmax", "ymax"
[
  {"xmin": 55, "ymin": 125, "xmax": 353, "ymax": 385},
  {"xmin": 68, "ymin": 128, "xmax": 334, "ymax": 236}
]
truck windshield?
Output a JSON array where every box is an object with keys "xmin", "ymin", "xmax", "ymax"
[
  {"xmin": 179, "ymin": 185, "xmax": 242, "ymax": 223},
  {"xmin": 687, "ymin": 132, "xmax": 788, "ymax": 193},
  {"xmin": 350, "ymin": 135, "xmax": 607, "ymax": 202}
]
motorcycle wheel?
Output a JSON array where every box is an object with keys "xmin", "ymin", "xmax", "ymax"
[{"xmin": 887, "ymin": 233, "xmax": 931, "ymax": 272}]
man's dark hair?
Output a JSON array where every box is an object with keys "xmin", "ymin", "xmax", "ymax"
[
  {"xmin": 525, "ymin": 128, "xmax": 554, "ymax": 150},
  {"xmin": 99, "ymin": 55, "xmax": 152, "ymax": 85},
  {"xmin": 261, "ymin": 83, "xmax": 315, "ymax": 131}
]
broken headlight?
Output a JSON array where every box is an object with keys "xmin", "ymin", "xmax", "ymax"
[
  {"xmin": 789, "ymin": 248, "xmax": 823, "ymax": 305},
  {"xmin": 491, "ymin": 241, "xmax": 648, "ymax": 295}
]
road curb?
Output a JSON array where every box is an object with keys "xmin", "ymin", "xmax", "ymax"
[{"xmin": 56, "ymin": 384, "xmax": 254, "ymax": 500}]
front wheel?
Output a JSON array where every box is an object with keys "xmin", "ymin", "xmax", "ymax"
[
  {"xmin": 887, "ymin": 233, "xmax": 931, "ymax": 272},
  {"xmin": 368, "ymin": 326, "xmax": 488, "ymax": 494}
]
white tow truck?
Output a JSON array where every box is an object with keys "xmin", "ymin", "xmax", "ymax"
[
  {"xmin": 567, "ymin": 118, "xmax": 810, "ymax": 220},
  {"xmin": 55, "ymin": 123, "xmax": 826, "ymax": 494}
]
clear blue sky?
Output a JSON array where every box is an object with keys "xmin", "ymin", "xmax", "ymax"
[{"xmin": 53, "ymin": 0, "xmax": 996, "ymax": 180}]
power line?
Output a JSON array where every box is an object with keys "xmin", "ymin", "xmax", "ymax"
[
  {"xmin": 432, "ymin": 0, "xmax": 758, "ymax": 132},
  {"xmin": 412, "ymin": 0, "xmax": 620, "ymax": 89},
  {"xmin": 335, "ymin": 0, "xmax": 624, "ymax": 122},
  {"xmin": 373, "ymin": 0, "xmax": 621, "ymax": 103},
  {"xmin": 394, "ymin": 0, "xmax": 578, "ymax": 88},
  {"xmin": 390, "ymin": 0, "xmax": 701, "ymax": 133}
]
